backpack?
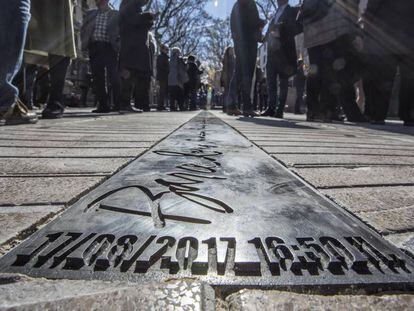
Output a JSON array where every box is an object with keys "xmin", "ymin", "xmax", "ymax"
[{"xmin": 297, "ymin": 0, "xmax": 335, "ymax": 24}]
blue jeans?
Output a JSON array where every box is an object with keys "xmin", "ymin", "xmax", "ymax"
[{"xmin": 0, "ymin": 0, "xmax": 31, "ymax": 112}]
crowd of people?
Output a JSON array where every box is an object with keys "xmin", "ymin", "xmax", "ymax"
[
  {"xmin": 221, "ymin": 0, "xmax": 414, "ymax": 126},
  {"xmin": 1, "ymin": 0, "xmax": 413, "ymax": 127},
  {"xmin": 0, "ymin": 0, "xmax": 206, "ymax": 126}
]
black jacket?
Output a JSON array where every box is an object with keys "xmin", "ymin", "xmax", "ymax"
[
  {"xmin": 119, "ymin": 0, "xmax": 154, "ymax": 75},
  {"xmin": 266, "ymin": 5, "xmax": 301, "ymax": 71},
  {"xmin": 363, "ymin": 0, "xmax": 414, "ymax": 56},
  {"xmin": 156, "ymin": 52, "xmax": 169, "ymax": 82},
  {"xmin": 230, "ymin": 0, "xmax": 265, "ymax": 43}
]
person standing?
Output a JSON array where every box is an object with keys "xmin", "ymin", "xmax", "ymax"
[
  {"xmin": 119, "ymin": 0, "xmax": 155, "ymax": 113},
  {"xmin": 168, "ymin": 47, "xmax": 186, "ymax": 111},
  {"xmin": 262, "ymin": 0, "xmax": 300, "ymax": 118},
  {"xmin": 81, "ymin": 0, "xmax": 121, "ymax": 113},
  {"xmin": 221, "ymin": 46, "xmax": 235, "ymax": 113},
  {"xmin": 227, "ymin": 0, "xmax": 265, "ymax": 117},
  {"xmin": 187, "ymin": 55, "xmax": 203, "ymax": 111},
  {"xmin": 27, "ymin": 0, "xmax": 78, "ymax": 119},
  {"xmin": 0, "ymin": 0, "xmax": 38, "ymax": 125},
  {"xmin": 156, "ymin": 44, "xmax": 170, "ymax": 111},
  {"xmin": 362, "ymin": 0, "xmax": 414, "ymax": 126},
  {"xmin": 300, "ymin": 0, "xmax": 362, "ymax": 122}
]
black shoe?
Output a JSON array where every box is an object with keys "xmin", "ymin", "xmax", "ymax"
[
  {"xmin": 243, "ymin": 110, "xmax": 258, "ymax": 117},
  {"xmin": 42, "ymin": 101, "xmax": 65, "ymax": 119},
  {"xmin": 261, "ymin": 109, "xmax": 275, "ymax": 117},
  {"xmin": 371, "ymin": 120, "xmax": 385, "ymax": 125},
  {"xmin": 404, "ymin": 120, "xmax": 414, "ymax": 126},
  {"xmin": 275, "ymin": 111, "xmax": 284, "ymax": 119},
  {"xmin": 142, "ymin": 108, "xmax": 151, "ymax": 112},
  {"xmin": 119, "ymin": 106, "xmax": 143, "ymax": 114},
  {"xmin": 92, "ymin": 108, "xmax": 111, "ymax": 113}
]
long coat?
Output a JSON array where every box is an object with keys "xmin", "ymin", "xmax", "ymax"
[
  {"xmin": 81, "ymin": 9, "xmax": 120, "ymax": 52},
  {"xmin": 119, "ymin": 0, "xmax": 154, "ymax": 76},
  {"xmin": 266, "ymin": 5, "xmax": 300, "ymax": 75},
  {"xmin": 230, "ymin": 0, "xmax": 264, "ymax": 43},
  {"xmin": 303, "ymin": 0, "xmax": 359, "ymax": 49},
  {"xmin": 363, "ymin": 0, "xmax": 414, "ymax": 56},
  {"xmin": 26, "ymin": 0, "xmax": 77, "ymax": 58}
]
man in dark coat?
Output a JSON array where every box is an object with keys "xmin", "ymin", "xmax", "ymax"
[
  {"xmin": 119, "ymin": 0, "xmax": 155, "ymax": 113},
  {"xmin": 227, "ymin": 0, "xmax": 265, "ymax": 117},
  {"xmin": 81, "ymin": 0, "xmax": 121, "ymax": 113},
  {"xmin": 261, "ymin": 0, "xmax": 300, "ymax": 118},
  {"xmin": 187, "ymin": 55, "xmax": 203, "ymax": 111},
  {"xmin": 156, "ymin": 44, "xmax": 169, "ymax": 111},
  {"xmin": 362, "ymin": 0, "xmax": 414, "ymax": 125}
]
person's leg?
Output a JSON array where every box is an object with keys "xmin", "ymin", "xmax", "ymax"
[
  {"xmin": 276, "ymin": 75, "xmax": 289, "ymax": 117},
  {"xmin": 340, "ymin": 83, "xmax": 365, "ymax": 122},
  {"xmin": 226, "ymin": 42, "xmax": 242, "ymax": 115},
  {"xmin": 120, "ymin": 70, "xmax": 134, "ymax": 111},
  {"xmin": 306, "ymin": 46, "xmax": 322, "ymax": 121},
  {"xmin": 24, "ymin": 65, "xmax": 38, "ymax": 109},
  {"xmin": 0, "ymin": 0, "xmax": 31, "ymax": 112},
  {"xmin": 399, "ymin": 55, "xmax": 414, "ymax": 125},
  {"xmin": 105, "ymin": 46, "xmax": 122, "ymax": 111},
  {"xmin": 240, "ymin": 42, "xmax": 257, "ymax": 114},
  {"xmin": 42, "ymin": 54, "xmax": 70, "ymax": 118},
  {"xmin": 264, "ymin": 54, "xmax": 277, "ymax": 116},
  {"xmin": 157, "ymin": 80, "xmax": 167, "ymax": 110},
  {"xmin": 89, "ymin": 44, "xmax": 109, "ymax": 112},
  {"xmin": 134, "ymin": 76, "xmax": 150, "ymax": 111}
]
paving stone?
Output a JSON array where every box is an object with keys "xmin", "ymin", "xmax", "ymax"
[
  {"xmin": 0, "ymin": 147, "xmax": 146, "ymax": 158},
  {"xmin": 263, "ymin": 146, "xmax": 414, "ymax": 157},
  {"xmin": 273, "ymin": 154, "xmax": 414, "ymax": 167},
  {"xmin": 0, "ymin": 205, "xmax": 63, "ymax": 245},
  {"xmin": 385, "ymin": 232, "xmax": 414, "ymax": 255},
  {"xmin": 358, "ymin": 206, "xmax": 414, "ymax": 234},
  {"xmin": 0, "ymin": 134, "xmax": 168, "ymax": 143},
  {"xmin": 0, "ymin": 177, "xmax": 104, "ymax": 205},
  {"xmin": 322, "ymin": 186, "xmax": 414, "ymax": 213},
  {"xmin": 293, "ymin": 167, "xmax": 414, "ymax": 188},
  {"xmin": 0, "ymin": 274, "xmax": 214, "ymax": 311},
  {"xmin": 0, "ymin": 158, "xmax": 134, "ymax": 175},
  {"xmin": 0, "ymin": 140, "xmax": 153, "ymax": 148},
  {"xmin": 225, "ymin": 289, "xmax": 414, "ymax": 311},
  {"xmin": 255, "ymin": 141, "xmax": 414, "ymax": 149}
]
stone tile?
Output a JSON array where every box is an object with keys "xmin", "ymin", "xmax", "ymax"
[
  {"xmin": 0, "ymin": 275, "xmax": 214, "ymax": 311},
  {"xmin": 322, "ymin": 186, "xmax": 414, "ymax": 213},
  {"xmin": 263, "ymin": 146, "xmax": 414, "ymax": 156},
  {"xmin": 293, "ymin": 167, "xmax": 414, "ymax": 188},
  {"xmin": 0, "ymin": 158, "xmax": 133, "ymax": 175},
  {"xmin": 385, "ymin": 232, "xmax": 414, "ymax": 255},
  {"xmin": 272, "ymin": 154, "xmax": 414, "ymax": 167},
  {"xmin": 0, "ymin": 147, "xmax": 146, "ymax": 158},
  {"xmin": 255, "ymin": 141, "xmax": 414, "ymax": 149},
  {"xmin": 358, "ymin": 206, "xmax": 414, "ymax": 234},
  {"xmin": 0, "ymin": 140, "xmax": 153, "ymax": 148},
  {"xmin": 0, "ymin": 177, "xmax": 104, "ymax": 205},
  {"xmin": 226, "ymin": 290, "xmax": 414, "ymax": 311},
  {"xmin": 0, "ymin": 205, "xmax": 63, "ymax": 245}
]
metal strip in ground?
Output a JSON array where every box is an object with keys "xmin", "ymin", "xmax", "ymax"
[{"xmin": 0, "ymin": 111, "xmax": 413, "ymax": 291}]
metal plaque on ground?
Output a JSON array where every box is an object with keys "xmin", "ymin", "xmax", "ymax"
[{"xmin": 1, "ymin": 112, "xmax": 413, "ymax": 291}]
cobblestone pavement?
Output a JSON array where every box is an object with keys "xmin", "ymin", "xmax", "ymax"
[{"xmin": 1, "ymin": 109, "xmax": 413, "ymax": 310}]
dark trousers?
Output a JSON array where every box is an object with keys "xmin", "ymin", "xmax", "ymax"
[
  {"xmin": 134, "ymin": 76, "xmax": 151, "ymax": 111},
  {"xmin": 89, "ymin": 42, "xmax": 121, "ymax": 111},
  {"xmin": 157, "ymin": 79, "xmax": 168, "ymax": 110},
  {"xmin": 363, "ymin": 54, "xmax": 397, "ymax": 121},
  {"xmin": 399, "ymin": 55, "xmax": 414, "ymax": 122},
  {"xmin": 47, "ymin": 54, "xmax": 71, "ymax": 109},
  {"xmin": 228, "ymin": 40, "xmax": 257, "ymax": 111},
  {"xmin": 295, "ymin": 84, "xmax": 305, "ymax": 114},
  {"xmin": 307, "ymin": 35, "xmax": 362, "ymax": 120},
  {"xmin": 266, "ymin": 51, "xmax": 289, "ymax": 113},
  {"xmin": 169, "ymin": 86, "xmax": 184, "ymax": 111},
  {"xmin": 120, "ymin": 70, "xmax": 150, "ymax": 110}
]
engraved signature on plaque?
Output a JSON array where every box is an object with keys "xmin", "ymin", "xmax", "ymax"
[{"xmin": 84, "ymin": 121, "xmax": 232, "ymax": 227}]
